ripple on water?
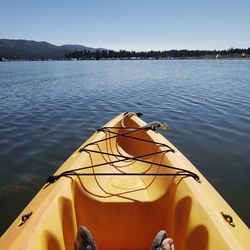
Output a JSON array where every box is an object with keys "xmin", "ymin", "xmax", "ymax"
[{"xmin": 0, "ymin": 60, "xmax": 250, "ymax": 234}]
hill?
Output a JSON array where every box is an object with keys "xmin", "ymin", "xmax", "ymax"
[{"xmin": 0, "ymin": 39, "xmax": 105, "ymax": 60}]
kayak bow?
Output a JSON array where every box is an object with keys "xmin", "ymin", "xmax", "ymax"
[{"xmin": 1, "ymin": 112, "xmax": 249, "ymax": 250}]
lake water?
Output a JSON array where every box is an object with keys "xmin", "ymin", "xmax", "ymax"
[{"xmin": 0, "ymin": 60, "xmax": 250, "ymax": 235}]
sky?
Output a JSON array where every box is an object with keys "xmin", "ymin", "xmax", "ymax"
[{"xmin": 1, "ymin": 0, "xmax": 250, "ymax": 51}]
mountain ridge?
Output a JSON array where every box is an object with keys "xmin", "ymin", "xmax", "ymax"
[{"xmin": 0, "ymin": 39, "xmax": 106, "ymax": 59}]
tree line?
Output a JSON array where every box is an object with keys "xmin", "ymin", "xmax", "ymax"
[{"xmin": 65, "ymin": 47, "xmax": 250, "ymax": 59}]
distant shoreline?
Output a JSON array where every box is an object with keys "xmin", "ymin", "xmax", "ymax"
[
  {"xmin": 1, "ymin": 56, "xmax": 250, "ymax": 62},
  {"xmin": 1, "ymin": 39, "xmax": 250, "ymax": 61}
]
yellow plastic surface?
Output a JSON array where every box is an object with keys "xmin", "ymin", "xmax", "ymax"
[{"xmin": 0, "ymin": 113, "xmax": 249, "ymax": 250}]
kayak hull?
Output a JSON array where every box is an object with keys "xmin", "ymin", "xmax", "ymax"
[{"xmin": 1, "ymin": 113, "xmax": 249, "ymax": 250}]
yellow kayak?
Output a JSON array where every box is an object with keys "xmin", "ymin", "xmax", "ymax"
[{"xmin": 1, "ymin": 112, "xmax": 249, "ymax": 249}]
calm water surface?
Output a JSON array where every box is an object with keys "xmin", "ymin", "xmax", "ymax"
[{"xmin": 0, "ymin": 60, "xmax": 250, "ymax": 234}]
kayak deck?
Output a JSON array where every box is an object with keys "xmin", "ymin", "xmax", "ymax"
[{"xmin": 1, "ymin": 113, "xmax": 249, "ymax": 250}]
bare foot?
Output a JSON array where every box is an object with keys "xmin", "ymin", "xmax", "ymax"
[{"xmin": 161, "ymin": 238, "xmax": 175, "ymax": 250}]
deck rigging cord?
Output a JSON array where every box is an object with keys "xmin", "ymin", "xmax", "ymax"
[{"xmin": 47, "ymin": 113, "xmax": 200, "ymax": 183}]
